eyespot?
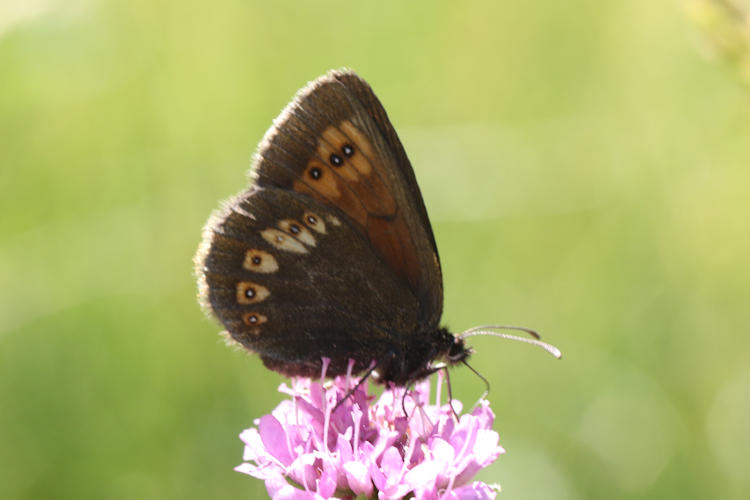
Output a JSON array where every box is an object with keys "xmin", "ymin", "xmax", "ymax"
[
  {"xmin": 303, "ymin": 212, "xmax": 326, "ymax": 234},
  {"xmin": 278, "ymin": 220, "xmax": 316, "ymax": 247},
  {"xmin": 242, "ymin": 312, "xmax": 267, "ymax": 327},
  {"xmin": 329, "ymin": 153, "xmax": 343, "ymax": 167},
  {"xmin": 236, "ymin": 281, "xmax": 270, "ymax": 304},
  {"xmin": 342, "ymin": 144, "xmax": 354, "ymax": 157},
  {"xmin": 301, "ymin": 160, "xmax": 341, "ymax": 198},
  {"xmin": 243, "ymin": 249, "xmax": 278, "ymax": 273},
  {"xmin": 339, "ymin": 121, "xmax": 373, "ymax": 174}
]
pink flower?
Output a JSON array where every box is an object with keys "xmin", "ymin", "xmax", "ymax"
[{"xmin": 236, "ymin": 360, "xmax": 504, "ymax": 499}]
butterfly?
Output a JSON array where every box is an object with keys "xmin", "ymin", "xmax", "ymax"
[{"xmin": 195, "ymin": 70, "xmax": 559, "ymax": 387}]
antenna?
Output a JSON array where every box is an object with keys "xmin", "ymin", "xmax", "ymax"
[{"xmin": 460, "ymin": 325, "xmax": 562, "ymax": 359}]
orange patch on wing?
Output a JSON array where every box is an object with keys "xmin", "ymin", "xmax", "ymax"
[
  {"xmin": 293, "ymin": 120, "xmax": 417, "ymax": 291},
  {"xmin": 301, "ymin": 160, "xmax": 340, "ymax": 198},
  {"xmin": 293, "ymin": 176, "xmax": 368, "ymax": 226},
  {"xmin": 366, "ymin": 214, "xmax": 420, "ymax": 293},
  {"xmin": 337, "ymin": 121, "xmax": 397, "ymax": 215}
]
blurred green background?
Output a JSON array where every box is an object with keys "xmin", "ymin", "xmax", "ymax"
[{"xmin": 2, "ymin": 0, "xmax": 749, "ymax": 498}]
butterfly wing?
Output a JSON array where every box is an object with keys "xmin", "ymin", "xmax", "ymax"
[
  {"xmin": 196, "ymin": 70, "xmax": 447, "ymax": 380},
  {"xmin": 197, "ymin": 187, "xmax": 420, "ymax": 378},
  {"xmin": 250, "ymin": 70, "xmax": 443, "ymax": 327}
]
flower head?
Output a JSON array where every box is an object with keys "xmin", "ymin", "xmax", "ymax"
[{"xmin": 236, "ymin": 359, "xmax": 504, "ymax": 500}]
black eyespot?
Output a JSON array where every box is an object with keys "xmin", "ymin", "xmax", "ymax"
[
  {"xmin": 306, "ymin": 215, "xmax": 317, "ymax": 225},
  {"xmin": 245, "ymin": 288, "xmax": 256, "ymax": 299},
  {"xmin": 248, "ymin": 314, "xmax": 257, "ymax": 324},
  {"xmin": 342, "ymin": 144, "xmax": 354, "ymax": 157},
  {"xmin": 309, "ymin": 167, "xmax": 322, "ymax": 180},
  {"xmin": 289, "ymin": 224, "xmax": 301, "ymax": 234},
  {"xmin": 329, "ymin": 153, "xmax": 343, "ymax": 166},
  {"xmin": 251, "ymin": 256, "xmax": 261, "ymax": 265}
]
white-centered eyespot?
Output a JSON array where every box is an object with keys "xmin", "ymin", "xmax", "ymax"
[
  {"xmin": 236, "ymin": 281, "xmax": 270, "ymax": 304},
  {"xmin": 303, "ymin": 212, "xmax": 326, "ymax": 234},
  {"xmin": 242, "ymin": 312, "xmax": 267, "ymax": 328},
  {"xmin": 243, "ymin": 249, "xmax": 279, "ymax": 273}
]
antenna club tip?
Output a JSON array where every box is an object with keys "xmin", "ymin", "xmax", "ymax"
[{"xmin": 547, "ymin": 346, "xmax": 563, "ymax": 359}]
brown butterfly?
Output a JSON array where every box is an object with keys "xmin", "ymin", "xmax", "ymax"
[{"xmin": 195, "ymin": 70, "xmax": 559, "ymax": 387}]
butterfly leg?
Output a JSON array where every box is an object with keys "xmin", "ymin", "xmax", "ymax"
[
  {"xmin": 461, "ymin": 359, "xmax": 491, "ymax": 408},
  {"xmin": 401, "ymin": 382, "xmax": 413, "ymax": 417},
  {"xmin": 442, "ymin": 368, "xmax": 460, "ymax": 421},
  {"xmin": 332, "ymin": 360, "xmax": 377, "ymax": 413}
]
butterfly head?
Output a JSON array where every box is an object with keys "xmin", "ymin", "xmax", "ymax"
[{"xmin": 447, "ymin": 335, "xmax": 472, "ymax": 364}]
